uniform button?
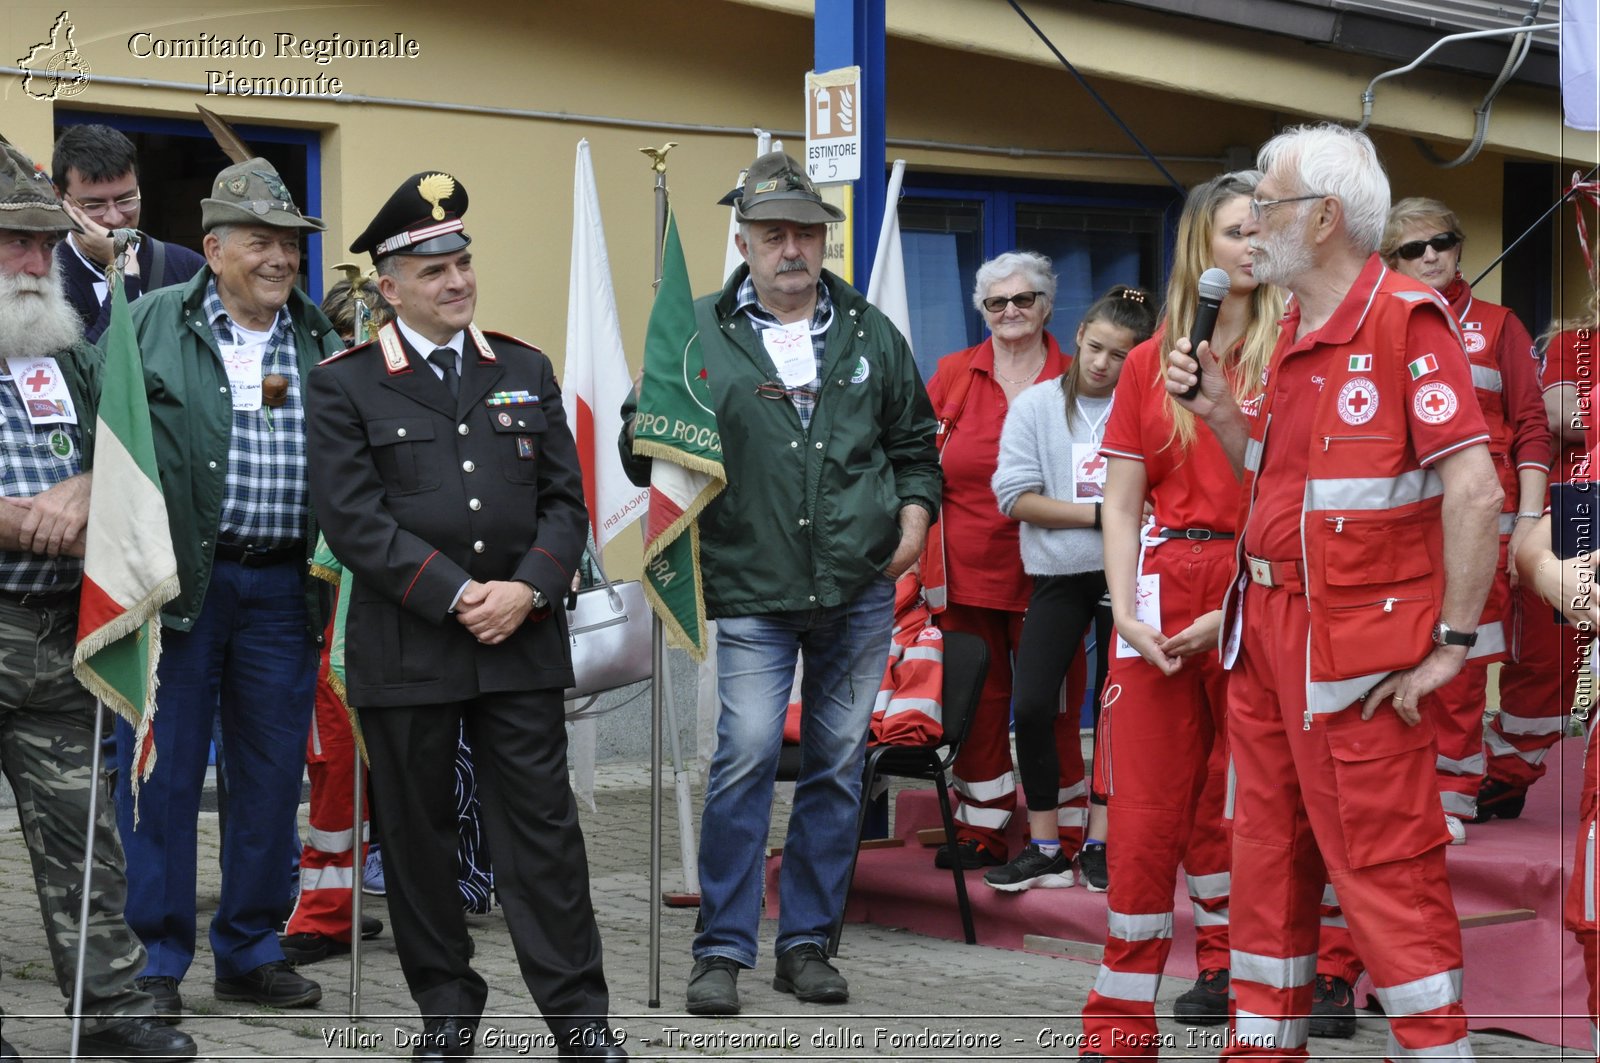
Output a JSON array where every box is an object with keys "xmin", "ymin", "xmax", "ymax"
[
  {"xmin": 219, "ymin": 386, "xmax": 228, "ymax": 394},
  {"xmin": 857, "ymin": 331, "xmax": 865, "ymax": 338},
  {"xmin": 208, "ymin": 460, "xmax": 217, "ymax": 469},
  {"xmin": 849, "ymin": 308, "xmax": 858, "ymax": 317},
  {"xmin": 808, "ymin": 595, "xmax": 816, "ymax": 603},
  {"xmin": 463, "ymin": 460, "xmax": 475, "ymax": 472},
  {"xmin": 798, "ymin": 518, "xmax": 808, "ymax": 526},
  {"xmin": 469, "ymin": 498, "xmax": 482, "ymax": 511},
  {"xmin": 458, "ymin": 424, "xmax": 469, "ymax": 436},
  {"xmin": 790, "ymin": 441, "xmax": 799, "ymax": 448},
  {"xmin": 815, "ymin": 442, "xmax": 823, "ymax": 449},
  {"xmin": 473, "ymin": 540, "xmax": 485, "ymax": 554},
  {"xmin": 397, "ymin": 427, "xmax": 407, "ymax": 438},
  {"xmin": 201, "ymin": 540, "xmax": 210, "ymax": 548},
  {"xmin": 1192, "ymin": 544, "xmax": 1203, "ymax": 555}
]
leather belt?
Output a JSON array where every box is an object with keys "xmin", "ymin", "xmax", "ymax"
[
  {"xmin": 214, "ymin": 541, "xmax": 305, "ymax": 568},
  {"xmin": 1157, "ymin": 527, "xmax": 1235, "ymax": 541},
  {"xmin": 0, "ymin": 587, "xmax": 79, "ymax": 607},
  {"xmin": 1245, "ymin": 554, "xmax": 1304, "ymax": 593}
]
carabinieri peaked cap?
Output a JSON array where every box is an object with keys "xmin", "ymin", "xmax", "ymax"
[
  {"xmin": 200, "ymin": 157, "xmax": 325, "ymax": 232},
  {"xmin": 350, "ymin": 171, "xmax": 472, "ymax": 260},
  {"xmin": 0, "ymin": 141, "xmax": 82, "ymax": 234}
]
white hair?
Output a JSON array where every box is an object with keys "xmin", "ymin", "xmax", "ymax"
[
  {"xmin": 1257, "ymin": 123, "xmax": 1390, "ymax": 253},
  {"xmin": 0, "ymin": 259, "xmax": 83, "ymax": 359},
  {"xmin": 972, "ymin": 251, "xmax": 1057, "ymax": 311}
]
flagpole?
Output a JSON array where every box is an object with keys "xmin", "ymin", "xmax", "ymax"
[{"xmin": 644, "ymin": 143, "xmax": 671, "ymax": 1011}]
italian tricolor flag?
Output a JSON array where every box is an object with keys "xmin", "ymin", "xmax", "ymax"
[
  {"xmin": 1408, "ymin": 353, "xmax": 1440, "ymax": 379},
  {"xmin": 74, "ymin": 277, "xmax": 179, "ymax": 803}
]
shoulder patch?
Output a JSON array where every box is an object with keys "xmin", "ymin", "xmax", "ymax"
[
  {"xmin": 316, "ymin": 337, "xmax": 375, "ymax": 366},
  {"xmin": 479, "ymin": 329, "xmax": 543, "ymax": 354}
]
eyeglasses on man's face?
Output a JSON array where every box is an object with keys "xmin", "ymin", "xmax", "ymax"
[
  {"xmin": 70, "ymin": 190, "xmax": 142, "ymax": 219},
  {"xmin": 1248, "ymin": 194, "xmax": 1325, "ymax": 221},
  {"xmin": 982, "ymin": 291, "xmax": 1044, "ymax": 313}
]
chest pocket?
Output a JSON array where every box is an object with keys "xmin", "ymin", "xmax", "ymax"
[
  {"xmin": 492, "ymin": 406, "xmax": 546, "ymax": 484},
  {"xmin": 367, "ymin": 417, "xmax": 439, "ymax": 495}
]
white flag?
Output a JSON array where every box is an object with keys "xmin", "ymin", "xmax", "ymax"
[
  {"xmin": 724, "ymin": 130, "xmax": 773, "ymax": 281},
  {"xmin": 563, "ymin": 139, "xmax": 648, "ymax": 551},
  {"xmin": 867, "ymin": 158, "xmax": 914, "ymax": 352},
  {"xmin": 1564, "ymin": 0, "xmax": 1598, "ymax": 131}
]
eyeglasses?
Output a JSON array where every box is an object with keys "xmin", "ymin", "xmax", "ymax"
[
  {"xmin": 69, "ymin": 190, "xmax": 141, "ymax": 219},
  {"xmin": 982, "ymin": 291, "xmax": 1044, "ymax": 313},
  {"xmin": 1394, "ymin": 232, "xmax": 1462, "ymax": 260},
  {"xmin": 1248, "ymin": 194, "xmax": 1325, "ymax": 221}
]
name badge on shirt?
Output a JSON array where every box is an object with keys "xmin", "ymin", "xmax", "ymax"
[
  {"xmin": 220, "ymin": 342, "xmax": 267, "ymax": 411},
  {"xmin": 5, "ymin": 357, "xmax": 78, "ymax": 426},
  {"xmin": 1072, "ymin": 443, "xmax": 1107, "ymax": 500},
  {"xmin": 763, "ymin": 321, "xmax": 816, "ymax": 387}
]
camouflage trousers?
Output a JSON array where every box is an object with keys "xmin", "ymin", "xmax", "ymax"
[{"xmin": 0, "ymin": 596, "xmax": 154, "ymax": 1026}]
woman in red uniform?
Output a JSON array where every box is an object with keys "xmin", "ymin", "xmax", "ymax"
[
  {"xmin": 1380, "ymin": 198, "xmax": 1551, "ymax": 839},
  {"xmin": 924, "ymin": 251, "xmax": 1084, "ymax": 870},
  {"xmin": 1081, "ymin": 171, "xmax": 1283, "ymax": 1056}
]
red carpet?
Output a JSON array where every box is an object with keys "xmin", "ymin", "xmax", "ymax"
[{"xmin": 766, "ymin": 735, "xmax": 1592, "ymax": 1050}]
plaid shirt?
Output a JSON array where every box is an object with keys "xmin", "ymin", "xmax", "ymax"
[
  {"xmin": 734, "ymin": 276, "xmax": 833, "ymax": 433},
  {"xmin": 204, "ymin": 281, "xmax": 308, "ymax": 548},
  {"xmin": 0, "ymin": 364, "xmax": 84, "ymax": 592}
]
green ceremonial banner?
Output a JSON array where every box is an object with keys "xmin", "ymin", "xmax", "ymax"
[{"xmin": 633, "ymin": 210, "xmax": 724, "ymax": 660}]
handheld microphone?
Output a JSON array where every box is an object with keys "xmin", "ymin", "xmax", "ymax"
[{"xmin": 1179, "ymin": 267, "xmax": 1231, "ymax": 401}]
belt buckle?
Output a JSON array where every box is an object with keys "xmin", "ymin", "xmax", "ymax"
[
  {"xmin": 1185, "ymin": 528, "xmax": 1211, "ymax": 541},
  {"xmin": 1246, "ymin": 556, "xmax": 1274, "ymax": 587}
]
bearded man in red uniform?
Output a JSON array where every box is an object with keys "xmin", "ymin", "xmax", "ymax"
[{"xmin": 1165, "ymin": 123, "xmax": 1502, "ymax": 1061}]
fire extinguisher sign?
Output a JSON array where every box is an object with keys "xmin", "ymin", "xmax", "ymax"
[{"xmin": 805, "ymin": 66, "xmax": 862, "ymax": 183}]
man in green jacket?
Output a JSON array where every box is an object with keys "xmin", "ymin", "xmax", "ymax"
[
  {"xmin": 110, "ymin": 158, "xmax": 341, "ymax": 1021},
  {"xmin": 623, "ymin": 152, "xmax": 939, "ymax": 1016}
]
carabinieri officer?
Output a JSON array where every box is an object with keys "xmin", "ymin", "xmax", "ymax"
[{"xmin": 304, "ymin": 171, "xmax": 625, "ymax": 1062}]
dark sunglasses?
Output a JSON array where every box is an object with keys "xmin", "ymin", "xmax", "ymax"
[
  {"xmin": 1395, "ymin": 233, "xmax": 1461, "ymax": 260},
  {"xmin": 982, "ymin": 291, "xmax": 1044, "ymax": 313}
]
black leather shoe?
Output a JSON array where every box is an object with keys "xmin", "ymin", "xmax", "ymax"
[
  {"xmin": 279, "ymin": 931, "xmax": 346, "ymax": 966},
  {"xmin": 78, "ymin": 1016, "xmax": 197, "ymax": 1060},
  {"xmin": 135, "ymin": 975, "xmax": 183, "ymax": 1024},
  {"xmin": 361, "ymin": 914, "xmax": 383, "ymax": 939},
  {"xmin": 559, "ymin": 1020, "xmax": 628, "ymax": 1060},
  {"xmin": 412, "ymin": 1017, "xmax": 475, "ymax": 1060},
  {"xmin": 0, "ymin": 1035, "xmax": 20, "ymax": 1061},
  {"xmin": 214, "ymin": 960, "xmax": 322, "ymax": 1008}
]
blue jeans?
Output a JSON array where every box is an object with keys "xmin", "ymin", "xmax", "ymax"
[
  {"xmin": 115, "ymin": 558, "xmax": 316, "ymax": 980},
  {"xmin": 693, "ymin": 577, "xmax": 895, "ymax": 967}
]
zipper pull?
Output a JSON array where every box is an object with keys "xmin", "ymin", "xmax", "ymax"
[
  {"xmin": 1333, "ymin": 516, "xmax": 1345, "ymax": 533},
  {"xmin": 1303, "ymin": 708, "xmax": 1312, "ymax": 731},
  {"xmin": 1383, "ymin": 597, "xmax": 1396, "ymax": 612},
  {"xmin": 1323, "ymin": 435, "xmax": 1331, "ymax": 451}
]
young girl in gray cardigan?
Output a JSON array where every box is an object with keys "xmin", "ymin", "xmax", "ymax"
[{"xmin": 986, "ymin": 284, "xmax": 1155, "ymax": 892}]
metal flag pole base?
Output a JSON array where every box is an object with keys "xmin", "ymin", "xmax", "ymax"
[
  {"xmin": 349, "ymin": 739, "xmax": 365, "ymax": 1020},
  {"xmin": 69, "ymin": 698, "xmax": 109, "ymax": 1062},
  {"xmin": 648, "ymin": 616, "xmax": 664, "ymax": 1008}
]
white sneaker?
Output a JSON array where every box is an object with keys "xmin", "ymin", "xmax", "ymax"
[{"xmin": 1445, "ymin": 814, "xmax": 1467, "ymax": 845}]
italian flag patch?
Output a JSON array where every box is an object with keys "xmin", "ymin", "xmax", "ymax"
[
  {"xmin": 1407, "ymin": 353, "xmax": 1439, "ymax": 380},
  {"xmin": 1348, "ymin": 354, "xmax": 1372, "ymax": 371}
]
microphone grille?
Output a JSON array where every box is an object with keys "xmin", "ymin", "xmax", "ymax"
[{"xmin": 1197, "ymin": 267, "xmax": 1231, "ymax": 301}]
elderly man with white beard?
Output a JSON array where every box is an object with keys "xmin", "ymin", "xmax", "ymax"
[{"xmin": 0, "ymin": 142, "xmax": 197, "ymax": 1061}]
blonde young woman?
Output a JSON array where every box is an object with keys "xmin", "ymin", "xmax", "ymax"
[{"xmin": 1081, "ymin": 171, "xmax": 1284, "ymax": 1054}]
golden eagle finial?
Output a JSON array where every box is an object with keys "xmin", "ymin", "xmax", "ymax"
[
  {"xmin": 639, "ymin": 142, "xmax": 678, "ymax": 175},
  {"xmin": 417, "ymin": 173, "xmax": 456, "ymax": 222}
]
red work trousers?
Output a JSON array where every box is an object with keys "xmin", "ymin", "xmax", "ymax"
[
  {"xmin": 943, "ymin": 603, "xmax": 1084, "ymax": 861},
  {"xmin": 1223, "ymin": 583, "xmax": 1469, "ymax": 1061},
  {"xmin": 1489, "ymin": 582, "xmax": 1587, "ymax": 789},
  {"xmin": 1567, "ymin": 724, "xmax": 1599, "ymax": 1049},
  {"xmin": 1082, "ymin": 539, "xmax": 1233, "ymax": 1059},
  {"xmin": 1431, "ymin": 541, "xmax": 1510, "ymax": 819},
  {"xmin": 283, "ymin": 636, "xmax": 368, "ymax": 942}
]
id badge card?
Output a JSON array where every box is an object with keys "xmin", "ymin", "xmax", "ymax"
[
  {"xmin": 220, "ymin": 342, "xmax": 266, "ymax": 411},
  {"xmin": 1073, "ymin": 443, "xmax": 1107, "ymax": 500},
  {"xmin": 763, "ymin": 322, "xmax": 816, "ymax": 387},
  {"xmin": 1114, "ymin": 573, "xmax": 1162, "ymax": 658},
  {"xmin": 5, "ymin": 357, "xmax": 78, "ymax": 425}
]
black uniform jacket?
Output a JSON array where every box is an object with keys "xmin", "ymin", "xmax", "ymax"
[{"xmin": 306, "ymin": 321, "xmax": 588, "ymax": 707}]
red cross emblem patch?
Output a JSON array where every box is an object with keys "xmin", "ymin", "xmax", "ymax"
[
  {"xmin": 1413, "ymin": 381, "xmax": 1458, "ymax": 424},
  {"xmin": 1337, "ymin": 376, "xmax": 1378, "ymax": 425}
]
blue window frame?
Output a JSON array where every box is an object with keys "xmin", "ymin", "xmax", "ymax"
[
  {"xmin": 899, "ymin": 174, "xmax": 1180, "ymax": 378},
  {"xmin": 53, "ymin": 111, "xmax": 324, "ymax": 301}
]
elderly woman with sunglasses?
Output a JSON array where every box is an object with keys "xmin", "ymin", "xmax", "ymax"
[
  {"xmin": 1379, "ymin": 197, "xmax": 1551, "ymax": 845},
  {"xmin": 922, "ymin": 251, "xmax": 1086, "ymax": 872}
]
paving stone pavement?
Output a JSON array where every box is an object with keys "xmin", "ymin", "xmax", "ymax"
[{"xmin": 0, "ymin": 760, "xmax": 1568, "ymax": 1060}]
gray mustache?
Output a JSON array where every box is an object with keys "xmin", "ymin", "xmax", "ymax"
[{"xmin": 777, "ymin": 259, "xmax": 810, "ymax": 274}]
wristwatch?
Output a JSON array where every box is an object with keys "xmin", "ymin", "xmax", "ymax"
[
  {"xmin": 529, "ymin": 586, "xmax": 548, "ymax": 610},
  {"xmin": 1431, "ymin": 621, "xmax": 1477, "ymax": 648}
]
